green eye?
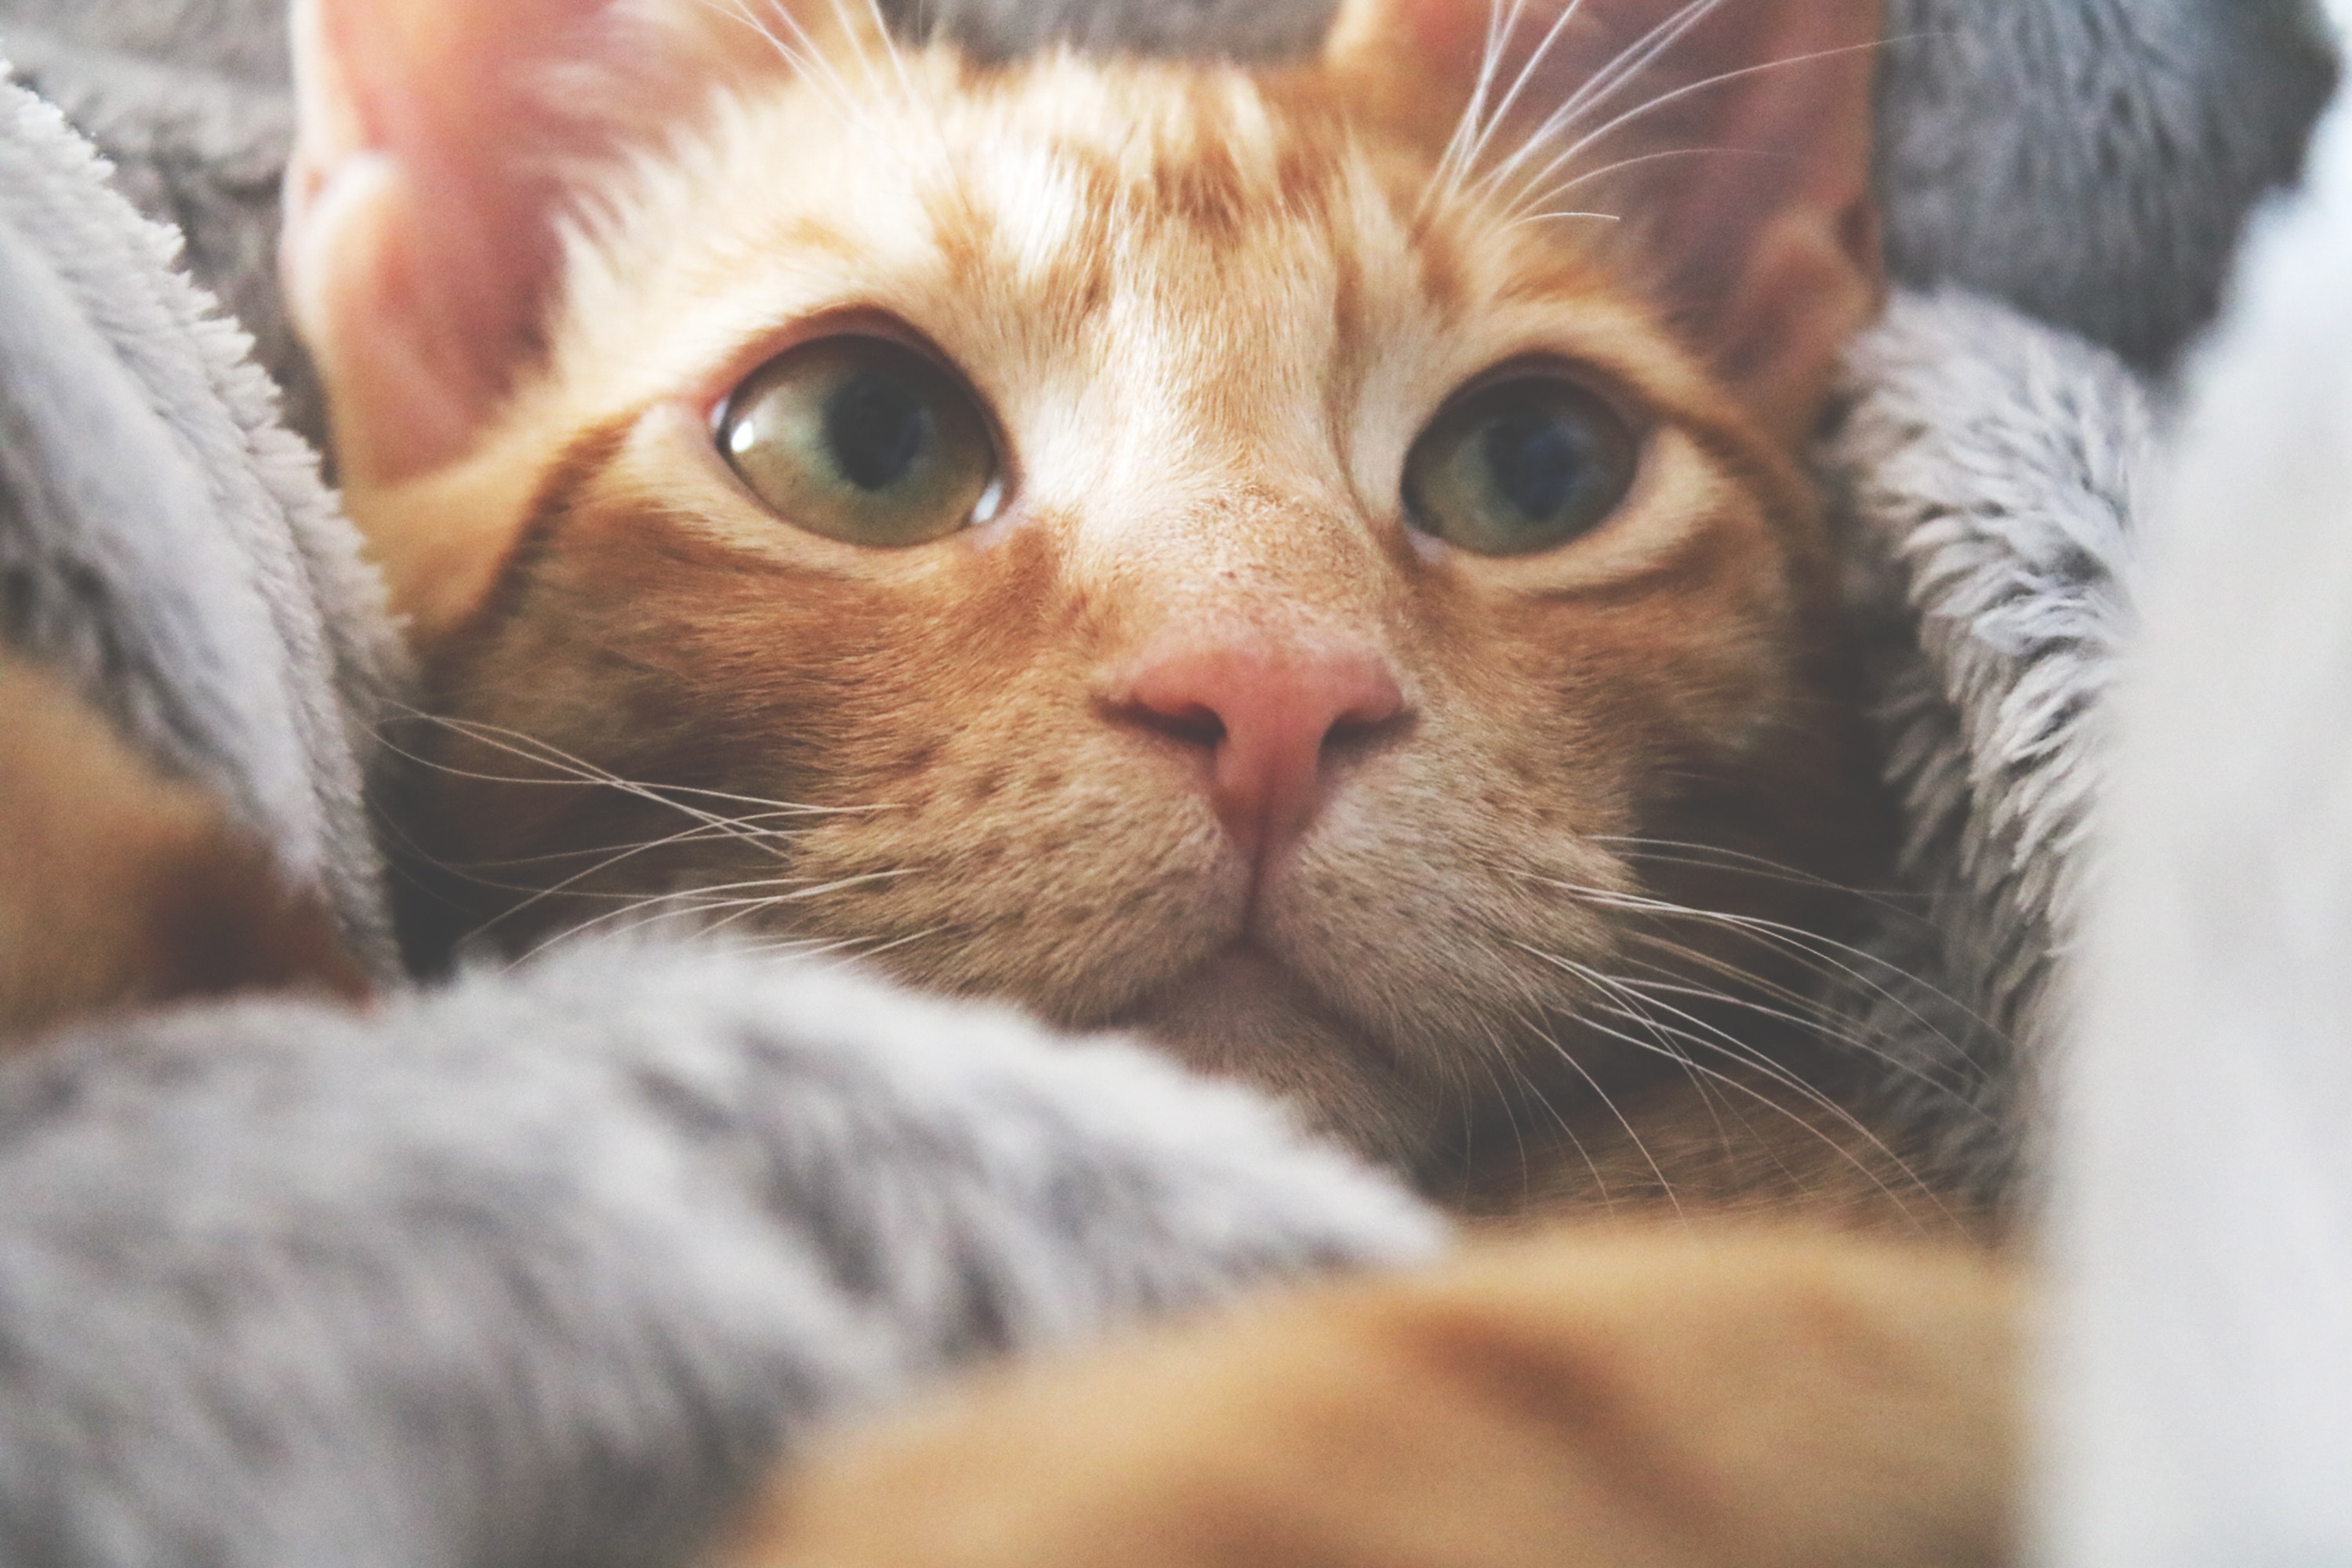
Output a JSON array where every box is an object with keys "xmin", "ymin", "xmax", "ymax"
[
  {"xmin": 718, "ymin": 337, "xmax": 1004, "ymax": 546},
  {"xmin": 1403, "ymin": 376, "xmax": 1639, "ymax": 557}
]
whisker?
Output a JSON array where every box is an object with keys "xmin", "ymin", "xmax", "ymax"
[
  {"xmin": 1472, "ymin": 1017, "xmax": 1598, "ymax": 1211},
  {"xmin": 1594, "ymin": 833, "xmax": 1935, "ymax": 913},
  {"xmin": 1479, "ymin": 1051, "xmax": 1541, "ymax": 1206},
  {"xmin": 1499, "ymin": 1063, "xmax": 1626, "ymax": 1215},
  {"xmin": 376, "ymin": 706, "xmax": 906, "ymax": 930},
  {"xmin": 821, "ymin": 0, "xmax": 900, "ymax": 109},
  {"xmin": 426, "ymin": 827, "xmax": 805, "ymax": 916},
  {"xmin": 1425, "ymin": 0, "xmax": 1524, "ymax": 213},
  {"xmin": 685, "ymin": 0, "xmax": 873, "ymax": 136},
  {"xmin": 1436, "ymin": 0, "xmax": 1579, "ymax": 209},
  {"xmin": 1439, "ymin": 0, "xmax": 1525, "ymax": 181},
  {"xmin": 717, "ymin": 924, "xmax": 946, "ymax": 972},
  {"xmin": 1616, "ymin": 965, "xmax": 1994, "ymax": 1109},
  {"xmin": 1526, "ymin": 873, "xmax": 2006, "ymax": 1044},
  {"xmin": 527, "ymin": 867, "xmax": 916, "ymax": 958},
  {"xmin": 429, "ymin": 818, "xmax": 813, "ymax": 873},
  {"xmin": 387, "ymin": 705, "xmax": 876, "ymax": 818},
  {"xmin": 1512, "ymin": 1006, "xmax": 1686, "ymax": 1220},
  {"xmin": 1493, "ymin": 40, "xmax": 1886, "ymax": 220},
  {"xmin": 855, "ymin": 0, "xmax": 923, "ymax": 111},
  {"xmin": 1504, "ymin": 144, "xmax": 1763, "ymax": 229},
  {"xmin": 1592, "ymin": 1004, "xmax": 1950, "ymax": 1225},
  {"xmin": 1530, "ymin": 953, "xmax": 1947, "ymax": 1222},
  {"xmin": 1570, "ymin": 956, "xmax": 1907, "ymax": 1145},
  {"xmin": 367, "ymin": 791, "xmax": 819, "ymax": 907},
  {"xmin": 834, "ymin": 924, "xmax": 945, "ymax": 961},
  {"xmin": 373, "ymin": 725, "xmax": 804, "ymax": 886},
  {"xmin": 478, "ymin": 867, "xmax": 901, "ymax": 950},
  {"xmin": 1613, "ymin": 924, "xmax": 1997, "ymax": 1093},
  {"xmin": 1503, "ymin": 207, "xmax": 1622, "ymax": 230},
  {"xmin": 749, "ymin": 0, "xmax": 874, "ymax": 118},
  {"xmin": 1472, "ymin": 0, "xmax": 1729, "ymax": 201}
]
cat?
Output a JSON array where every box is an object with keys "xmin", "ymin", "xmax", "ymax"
[
  {"xmin": 281, "ymin": 5, "xmax": 2022, "ymax": 1559},
  {"xmin": 281, "ymin": 0, "xmax": 1914, "ymax": 1212}
]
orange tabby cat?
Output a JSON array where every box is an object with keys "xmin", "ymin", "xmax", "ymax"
[
  {"xmin": 287, "ymin": 7, "xmax": 2018, "ymax": 1559},
  {"xmin": 285, "ymin": 0, "xmax": 1905, "ymax": 1203}
]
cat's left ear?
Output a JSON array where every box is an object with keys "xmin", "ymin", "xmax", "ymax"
[
  {"xmin": 1327, "ymin": 0, "xmax": 1883, "ymax": 445},
  {"xmin": 284, "ymin": 0, "xmax": 878, "ymax": 486}
]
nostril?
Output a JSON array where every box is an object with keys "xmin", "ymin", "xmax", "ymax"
[
  {"xmin": 1131, "ymin": 701, "xmax": 1225, "ymax": 749},
  {"xmin": 1109, "ymin": 638, "xmax": 1406, "ymax": 857},
  {"xmin": 1321, "ymin": 705, "xmax": 1403, "ymax": 759}
]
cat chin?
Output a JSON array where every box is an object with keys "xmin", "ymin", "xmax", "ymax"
[{"xmin": 1114, "ymin": 947, "xmax": 1435, "ymax": 1166}]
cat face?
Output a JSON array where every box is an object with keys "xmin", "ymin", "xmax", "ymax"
[{"xmin": 288, "ymin": 0, "xmax": 1886, "ymax": 1166}]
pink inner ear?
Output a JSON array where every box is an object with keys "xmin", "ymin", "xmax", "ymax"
[
  {"xmin": 1338, "ymin": 0, "xmax": 1881, "ymax": 337},
  {"xmin": 1355, "ymin": 0, "xmax": 1884, "ymax": 433},
  {"xmin": 1370, "ymin": 0, "xmax": 1499, "ymax": 81},
  {"xmin": 1599, "ymin": 0, "xmax": 1880, "ymax": 299},
  {"xmin": 286, "ymin": 0, "xmax": 666, "ymax": 480}
]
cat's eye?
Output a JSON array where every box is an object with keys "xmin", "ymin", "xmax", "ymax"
[
  {"xmin": 1403, "ymin": 376, "xmax": 1639, "ymax": 557},
  {"xmin": 717, "ymin": 336, "xmax": 1004, "ymax": 547}
]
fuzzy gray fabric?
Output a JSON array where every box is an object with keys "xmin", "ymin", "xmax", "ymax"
[
  {"xmin": 0, "ymin": 64, "xmax": 400, "ymax": 975},
  {"xmin": 0, "ymin": 0, "xmax": 321, "ymax": 439},
  {"xmin": 1877, "ymin": 0, "xmax": 2339, "ymax": 372},
  {"xmin": 0, "ymin": 944, "xmax": 1439, "ymax": 1568},
  {"xmin": 1814, "ymin": 293, "xmax": 2156, "ymax": 1195}
]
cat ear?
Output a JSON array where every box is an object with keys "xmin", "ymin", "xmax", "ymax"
[
  {"xmin": 283, "ymin": 0, "xmax": 879, "ymax": 485},
  {"xmin": 1327, "ymin": 0, "xmax": 1884, "ymax": 444}
]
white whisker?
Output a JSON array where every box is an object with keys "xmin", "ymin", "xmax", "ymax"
[
  {"xmin": 1494, "ymin": 41, "xmax": 1884, "ymax": 222},
  {"xmin": 684, "ymin": 0, "xmax": 874, "ymax": 136},
  {"xmin": 1531, "ymin": 953, "xmax": 1945, "ymax": 1221},
  {"xmin": 1526, "ymin": 873, "xmax": 2005, "ymax": 1044},
  {"xmin": 1512, "ymin": 1006, "xmax": 1686, "ymax": 1219},
  {"xmin": 1431, "ymin": 0, "xmax": 1550, "ymax": 209},
  {"xmin": 1503, "ymin": 207, "xmax": 1621, "ymax": 230},
  {"xmin": 1472, "ymin": 0, "xmax": 1728, "ymax": 202},
  {"xmin": 1617, "ymin": 969, "xmax": 1992, "ymax": 1108},
  {"xmin": 1505, "ymin": 144, "xmax": 1761, "ymax": 227},
  {"xmin": 1617, "ymin": 920, "xmax": 1998, "ymax": 1089},
  {"xmin": 1593, "ymin": 833, "xmax": 1932, "ymax": 911}
]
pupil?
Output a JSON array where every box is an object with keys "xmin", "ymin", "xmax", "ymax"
[
  {"xmin": 1483, "ymin": 412, "xmax": 1578, "ymax": 521},
  {"xmin": 825, "ymin": 374, "xmax": 929, "ymax": 492}
]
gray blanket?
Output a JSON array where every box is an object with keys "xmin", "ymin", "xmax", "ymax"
[{"xmin": 0, "ymin": 1, "xmax": 2342, "ymax": 1564}]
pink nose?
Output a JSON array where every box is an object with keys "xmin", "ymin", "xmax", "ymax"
[{"xmin": 1114, "ymin": 640, "xmax": 1406, "ymax": 862}]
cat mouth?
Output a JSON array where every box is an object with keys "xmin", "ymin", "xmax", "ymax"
[
  {"xmin": 1112, "ymin": 942, "xmax": 1445, "ymax": 1160},
  {"xmin": 1111, "ymin": 945, "xmax": 1408, "ymax": 1120},
  {"xmin": 1120, "ymin": 946, "xmax": 1323, "ymax": 1048}
]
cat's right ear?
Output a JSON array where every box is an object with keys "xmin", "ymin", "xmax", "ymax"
[
  {"xmin": 283, "ymin": 0, "xmax": 874, "ymax": 488},
  {"xmin": 1324, "ymin": 0, "xmax": 1884, "ymax": 448}
]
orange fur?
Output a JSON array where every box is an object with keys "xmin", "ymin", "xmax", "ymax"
[
  {"xmin": 719, "ymin": 1225, "xmax": 2019, "ymax": 1568},
  {"xmin": 0, "ymin": 651, "xmax": 367, "ymax": 1043},
  {"xmin": 292, "ymin": 0, "xmax": 1900, "ymax": 1185},
  {"xmin": 283, "ymin": 11, "xmax": 2020, "ymax": 1559}
]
